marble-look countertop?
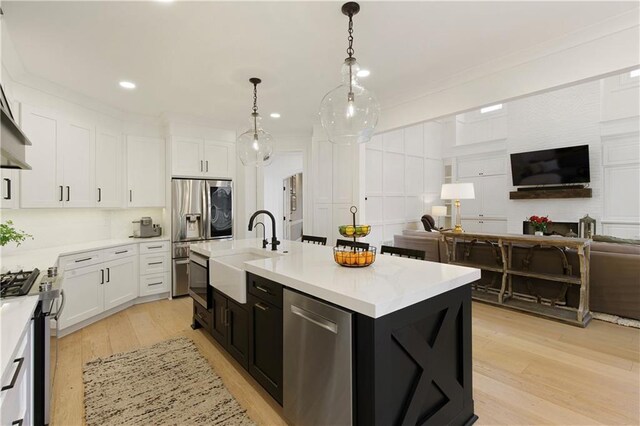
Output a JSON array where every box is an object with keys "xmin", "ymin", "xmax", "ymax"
[
  {"xmin": 0, "ymin": 295, "xmax": 39, "ymax": 382},
  {"xmin": 191, "ymin": 239, "xmax": 480, "ymax": 318},
  {"xmin": 0, "ymin": 236, "xmax": 170, "ymax": 272}
]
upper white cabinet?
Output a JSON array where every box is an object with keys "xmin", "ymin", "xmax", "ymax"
[
  {"xmin": 20, "ymin": 105, "xmax": 95, "ymax": 208},
  {"xmin": 171, "ymin": 137, "xmax": 234, "ymax": 179},
  {"xmin": 457, "ymin": 154, "xmax": 506, "ymax": 178},
  {"xmin": 95, "ymin": 128, "xmax": 123, "ymax": 208},
  {"xmin": 0, "ymin": 169, "xmax": 18, "ymax": 209},
  {"xmin": 127, "ymin": 136, "xmax": 165, "ymax": 208}
]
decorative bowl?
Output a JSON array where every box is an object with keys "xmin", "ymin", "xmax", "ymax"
[
  {"xmin": 333, "ymin": 246, "xmax": 376, "ymax": 268},
  {"xmin": 338, "ymin": 225, "xmax": 371, "ymax": 238}
]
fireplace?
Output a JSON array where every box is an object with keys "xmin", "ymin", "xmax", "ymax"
[{"xmin": 522, "ymin": 221, "xmax": 579, "ymax": 237}]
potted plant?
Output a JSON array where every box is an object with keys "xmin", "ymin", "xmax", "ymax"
[
  {"xmin": 527, "ymin": 215, "xmax": 551, "ymax": 236},
  {"xmin": 0, "ymin": 220, "xmax": 32, "ymax": 247}
]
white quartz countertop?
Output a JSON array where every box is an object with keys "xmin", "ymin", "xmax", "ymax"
[
  {"xmin": 0, "ymin": 236, "xmax": 170, "ymax": 272},
  {"xmin": 191, "ymin": 239, "xmax": 480, "ymax": 318},
  {"xmin": 0, "ymin": 296, "xmax": 39, "ymax": 382}
]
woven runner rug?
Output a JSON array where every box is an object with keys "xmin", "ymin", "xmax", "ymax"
[{"xmin": 83, "ymin": 337, "xmax": 255, "ymax": 426}]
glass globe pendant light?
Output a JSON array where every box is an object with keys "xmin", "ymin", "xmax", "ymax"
[
  {"xmin": 237, "ymin": 78, "xmax": 274, "ymax": 167},
  {"xmin": 319, "ymin": 2, "xmax": 380, "ymax": 145}
]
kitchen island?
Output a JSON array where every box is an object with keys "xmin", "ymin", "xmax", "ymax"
[{"xmin": 191, "ymin": 239, "xmax": 480, "ymax": 426}]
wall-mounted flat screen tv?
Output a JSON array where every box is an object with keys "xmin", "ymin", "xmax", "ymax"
[{"xmin": 510, "ymin": 145, "xmax": 590, "ymax": 186}]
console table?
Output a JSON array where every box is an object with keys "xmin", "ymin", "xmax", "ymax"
[{"xmin": 441, "ymin": 232, "xmax": 591, "ymax": 327}]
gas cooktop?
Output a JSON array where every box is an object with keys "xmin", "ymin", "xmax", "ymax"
[{"xmin": 0, "ymin": 269, "xmax": 40, "ymax": 298}]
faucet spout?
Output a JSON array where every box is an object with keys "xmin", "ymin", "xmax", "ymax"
[{"xmin": 248, "ymin": 210, "xmax": 280, "ymax": 251}]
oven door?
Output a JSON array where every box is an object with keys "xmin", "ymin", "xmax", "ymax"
[
  {"xmin": 205, "ymin": 180, "xmax": 233, "ymax": 239},
  {"xmin": 188, "ymin": 253, "xmax": 210, "ymax": 309}
]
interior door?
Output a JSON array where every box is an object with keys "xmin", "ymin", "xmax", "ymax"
[
  {"xmin": 95, "ymin": 128, "xmax": 122, "ymax": 207},
  {"xmin": 59, "ymin": 265, "xmax": 103, "ymax": 329},
  {"xmin": 103, "ymin": 257, "xmax": 138, "ymax": 311},
  {"xmin": 61, "ymin": 121, "xmax": 95, "ymax": 207}
]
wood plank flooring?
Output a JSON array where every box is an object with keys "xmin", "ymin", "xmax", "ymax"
[{"xmin": 52, "ymin": 297, "xmax": 640, "ymax": 425}]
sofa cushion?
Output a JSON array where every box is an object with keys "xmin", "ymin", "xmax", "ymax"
[
  {"xmin": 593, "ymin": 234, "xmax": 640, "ymax": 246},
  {"xmin": 401, "ymin": 229, "xmax": 441, "ymax": 238},
  {"xmin": 591, "ymin": 241, "xmax": 640, "ymax": 255},
  {"xmin": 393, "ymin": 234, "xmax": 441, "ymax": 262}
]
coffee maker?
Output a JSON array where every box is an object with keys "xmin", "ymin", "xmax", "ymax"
[{"xmin": 132, "ymin": 217, "xmax": 162, "ymax": 238}]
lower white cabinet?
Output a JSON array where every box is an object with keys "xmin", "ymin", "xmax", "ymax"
[
  {"xmin": 138, "ymin": 242, "xmax": 170, "ymax": 296},
  {"xmin": 139, "ymin": 273, "xmax": 170, "ymax": 297},
  {"xmin": 59, "ymin": 248, "xmax": 138, "ymax": 330},
  {"xmin": 0, "ymin": 321, "xmax": 33, "ymax": 426}
]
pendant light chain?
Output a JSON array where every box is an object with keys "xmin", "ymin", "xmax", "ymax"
[
  {"xmin": 252, "ymin": 81, "xmax": 259, "ymax": 135},
  {"xmin": 346, "ymin": 13, "xmax": 355, "ymax": 59}
]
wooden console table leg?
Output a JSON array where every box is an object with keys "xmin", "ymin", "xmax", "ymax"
[
  {"xmin": 498, "ymin": 240, "xmax": 508, "ymax": 304},
  {"xmin": 577, "ymin": 245, "xmax": 589, "ymax": 324},
  {"xmin": 507, "ymin": 243, "xmax": 513, "ymax": 300}
]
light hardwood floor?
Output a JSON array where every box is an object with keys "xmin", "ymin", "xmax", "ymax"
[{"xmin": 52, "ymin": 297, "xmax": 640, "ymax": 426}]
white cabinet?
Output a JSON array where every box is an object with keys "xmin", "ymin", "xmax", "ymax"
[
  {"xmin": 126, "ymin": 136, "xmax": 165, "ymax": 207},
  {"xmin": 20, "ymin": 105, "xmax": 95, "ymax": 208},
  {"xmin": 103, "ymin": 256, "xmax": 138, "ymax": 311},
  {"xmin": 171, "ymin": 137, "xmax": 234, "ymax": 179},
  {"xmin": 457, "ymin": 155, "xmax": 506, "ymax": 178},
  {"xmin": 59, "ymin": 264, "xmax": 104, "ymax": 329},
  {"xmin": 138, "ymin": 241, "xmax": 170, "ymax": 297},
  {"xmin": 95, "ymin": 128, "xmax": 123, "ymax": 207},
  {"xmin": 20, "ymin": 105, "xmax": 61, "ymax": 208},
  {"xmin": 0, "ymin": 169, "xmax": 18, "ymax": 209},
  {"xmin": 313, "ymin": 140, "xmax": 333, "ymax": 204},
  {"xmin": 461, "ymin": 219, "xmax": 507, "ymax": 234},
  {"xmin": 0, "ymin": 321, "xmax": 33, "ymax": 426},
  {"xmin": 461, "ymin": 174, "xmax": 509, "ymax": 219},
  {"xmin": 333, "ymin": 144, "xmax": 354, "ymax": 204}
]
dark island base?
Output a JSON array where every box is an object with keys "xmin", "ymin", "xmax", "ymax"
[{"xmin": 355, "ymin": 284, "xmax": 477, "ymax": 426}]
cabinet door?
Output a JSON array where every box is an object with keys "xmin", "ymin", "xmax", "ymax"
[
  {"xmin": 0, "ymin": 169, "xmax": 18, "ymax": 209},
  {"xmin": 461, "ymin": 219, "xmax": 482, "ymax": 233},
  {"xmin": 20, "ymin": 105, "xmax": 62, "ymax": 208},
  {"xmin": 248, "ymin": 293, "xmax": 283, "ymax": 404},
  {"xmin": 60, "ymin": 121, "xmax": 95, "ymax": 207},
  {"xmin": 481, "ymin": 219, "xmax": 507, "ymax": 234},
  {"xmin": 227, "ymin": 300, "xmax": 249, "ymax": 370},
  {"xmin": 203, "ymin": 140, "xmax": 233, "ymax": 179},
  {"xmin": 211, "ymin": 290, "xmax": 227, "ymax": 345},
  {"xmin": 459, "ymin": 176, "xmax": 482, "ymax": 218},
  {"xmin": 333, "ymin": 143, "xmax": 354, "ymax": 204},
  {"xmin": 59, "ymin": 264, "xmax": 103, "ymax": 330},
  {"xmin": 103, "ymin": 257, "xmax": 138, "ymax": 311},
  {"xmin": 96, "ymin": 128, "xmax": 122, "ymax": 207},
  {"xmin": 313, "ymin": 140, "xmax": 333, "ymax": 203},
  {"xmin": 171, "ymin": 137, "xmax": 203, "ymax": 177},
  {"xmin": 480, "ymin": 175, "xmax": 508, "ymax": 219},
  {"xmin": 126, "ymin": 136, "xmax": 166, "ymax": 207}
]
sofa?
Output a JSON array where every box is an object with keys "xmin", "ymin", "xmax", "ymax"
[{"xmin": 393, "ymin": 230, "xmax": 640, "ymax": 321}]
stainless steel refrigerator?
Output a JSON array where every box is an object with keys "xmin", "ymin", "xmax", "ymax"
[{"xmin": 172, "ymin": 178, "xmax": 233, "ymax": 296}]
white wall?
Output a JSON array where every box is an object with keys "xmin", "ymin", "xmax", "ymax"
[{"xmin": 262, "ymin": 152, "xmax": 303, "ymax": 241}]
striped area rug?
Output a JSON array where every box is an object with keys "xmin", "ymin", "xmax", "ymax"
[{"xmin": 83, "ymin": 337, "xmax": 255, "ymax": 426}]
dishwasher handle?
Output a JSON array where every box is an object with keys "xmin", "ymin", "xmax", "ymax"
[{"xmin": 290, "ymin": 304, "xmax": 338, "ymax": 334}]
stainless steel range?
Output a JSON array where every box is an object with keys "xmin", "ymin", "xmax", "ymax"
[{"xmin": 171, "ymin": 178, "xmax": 233, "ymax": 297}]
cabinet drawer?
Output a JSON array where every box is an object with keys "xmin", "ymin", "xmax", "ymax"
[
  {"xmin": 247, "ymin": 273, "xmax": 283, "ymax": 309},
  {"xmin": 139, "ymin": 272, "xmax": 169, "ymax": 296},
  {"xmin": 193, "ymin": 300, "xmax": 213, "ymax": 333},
  {"xmin": 58, "ymin": 250, "xmax": 102, "ymax": 271},
  {"xmin": 139, "ymin": 240, "xmax": 169, "ymax": 254},
  {"xmin": 103, "ymin": 244, "xmax": 138, "ymax": 261},
  {"xmin": 139, "ymin": 253, "xmax": 169, "ymax": 275}
]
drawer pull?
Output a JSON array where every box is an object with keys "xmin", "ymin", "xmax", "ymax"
[
  {"xmin": 75, "ymin": 257, "xmax": 92, "ymax": 263},
  {"xmin": 115, "ymin": 250, "xmax": 128, "ymax": 254},
  {"xmin": 1, "ymin": 357, "xmax": 24, "ymax": 391},
  {"xmin": 254, "ymin": 285, "xmax": 271, "ymax": 294},
  {"xmin": 147, "ymin": 245, "xmax": 163, "ymax": 249},
  {"xmin": 148, "ymin": 281, "xmax": 163, "ymax": 286},
  {"xmin": 148, "ymin": 261, "xmax": 163, "ymax": 265},
  {"xmin": 254, "ymin": 302, "xmax": 269, "ymax": 311},
  {"xmin": 12, "ymin": 419, "xmax": 23, "ymax": 426}
]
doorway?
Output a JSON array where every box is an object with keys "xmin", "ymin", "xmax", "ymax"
[{"xmin": 283, "ymin": 173, "xmax": 303, "ymax": 241}]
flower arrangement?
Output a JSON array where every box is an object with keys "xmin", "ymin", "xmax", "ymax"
[
  {"xmin": 528, "ymin": 215, "xmax": 551, "ymax": 234},
  {"xmin": 0, "ymin": 220, "xmax": 32, "ymax": 247}
]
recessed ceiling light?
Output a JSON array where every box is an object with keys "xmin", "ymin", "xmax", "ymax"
[
  {"xmin": 480, "ymin": 104, "xmax": 502, "ymax": 114},
  {"xmin": 270, "ymin": 113, "xmax": 281, "ymax": 118},
  {"xmin": 630, "ymin": 69, "xmax": 640, "ymax": 78},
  {"xmin": 119, "ymin": 81, "xmax": 136, "ymax": 89},
  {"xmin": 356, "ymin": 69, "xmax": 370, "ymax": 78}
]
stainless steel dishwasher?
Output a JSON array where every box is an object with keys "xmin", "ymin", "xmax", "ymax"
[{"xmin": 283, "ymin": 289, "xmax": 353, "ymax": 426}]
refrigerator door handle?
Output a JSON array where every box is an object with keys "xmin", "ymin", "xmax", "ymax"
[{"xmin": 203, "ymin": 181, "xmax": 211, "ymax": 239}]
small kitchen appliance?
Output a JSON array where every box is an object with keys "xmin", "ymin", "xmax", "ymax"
[{"xmin": 132, "ymin": 217, "xmax": 162, "ymax": 238}]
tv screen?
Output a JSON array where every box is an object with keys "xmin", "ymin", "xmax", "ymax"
[{"xmin": 510, "ymin": 145, "xmax": 590, "ymax": 186}]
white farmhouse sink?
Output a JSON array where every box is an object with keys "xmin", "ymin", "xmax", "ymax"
[{"xmin": 209, "ymin": 249, "xmax": 282, "ymax": 303}]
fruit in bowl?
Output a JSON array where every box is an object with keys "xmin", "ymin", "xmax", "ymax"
[
  {"xmin": 333, "ymin": 246, "xmax": 376, "ymax": 267},
  {"xmin": 338, "ymin": 224, "xmax": 371, "ymax": 238}
]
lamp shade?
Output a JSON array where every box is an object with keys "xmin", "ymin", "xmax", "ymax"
[
  {"xmin": 441, "ymin": 183, "xmax": 475, "ymax": 200},
  {"xmin": 431, "ymin": 205, "xmax": 447, "ymax": 217}
]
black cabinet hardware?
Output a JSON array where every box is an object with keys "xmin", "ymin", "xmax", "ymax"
[
  {"xmin": 205, "ymin": 160, "xmax": 209, "ymax": 172},
  {"xmin": 66, "ymin": 186, "xmax": 70, "ymax": 201},
  {"xmin": 115, "ymin": 250, "xmax": 128, "ymax": 254},
  {"xmin": 148, "ymin": 261, "xmax": 163, "ymax": 265},
  {"xmin": 148, "ymin": 245, "xmax": 162, "ymax": 249},
  {"xmin": 3, "ymin": 178, "xmax": 11, "ymax": 200},
  {"xmin": 59, "ymin": 185, "xmax": 63, "ymax": 201},
  {"xmin": 98, "ymin": 187, "xmax": 101, "ymax": 202},
  {"xmin": 100, "ymin": 269, "xmax": 104, "ymax": 284},
  {"xmin": 200, "ymin": 160, "xmax": 203, "ymax": 172},
  {"xmin": 12, "ymin": 419, "xmax": 24, "ymax": 426},
  {"xmin": 1, "ymin": 357, "xmax": 24, "ymax": 391},
  {"xmin": 148, "ymin": 281, "xmax": 163, "ymax": 286},
  {"xmin": 106, "ymin": 268, "xmax": 110, "ymax": 283},
  {"xmin": 129, "ymin": 190, "xmax": 132, "ymax": 202},
  {"xmin": 75, "ymin": 257, "xmax": 92, "ymax": 263}
]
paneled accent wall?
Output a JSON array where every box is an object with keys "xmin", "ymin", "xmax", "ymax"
[{"xmin": 364, "ymin": 122, "xmax": 444, "ymax": 246}]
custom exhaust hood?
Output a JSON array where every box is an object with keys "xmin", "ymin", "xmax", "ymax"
[{"xmin": 1, "ymin": 87, "xmax": 31, "ymax": 170}]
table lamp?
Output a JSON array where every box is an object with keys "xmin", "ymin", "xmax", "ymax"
[
  {"xmin": 431, "ymin": 205, "xmax": 447, "ymax": 229},
  {"xmin": 441, "ymin": 183, "xmax": 475, "ymax": 233}
]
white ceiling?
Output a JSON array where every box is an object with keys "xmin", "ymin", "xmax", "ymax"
[{"xmin": 2, "ymin": 1, "xmax": 637, "ymax": 134}]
